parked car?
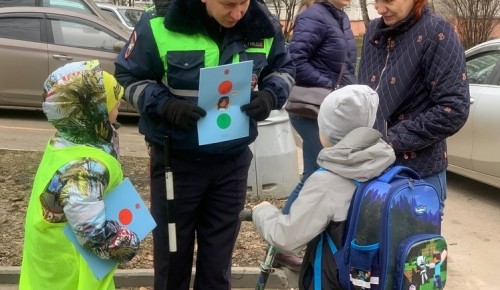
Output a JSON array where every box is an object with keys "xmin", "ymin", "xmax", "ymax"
[
  {"xmin": 97, "ymin": 3, "xmax": 144, "ymax": 30},
  {"xmin": 0, "ymin": 0, "xmax": 130, "ymax": 33},
  {"xmin": 0, "ymin": 6, "xmax": 137, "ymax": 114},
  {"xmin": 447, "ymin": 38, "xmax": 500, "ymax": 187}
]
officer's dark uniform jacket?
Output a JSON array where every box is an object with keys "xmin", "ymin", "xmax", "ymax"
[{"xmin": 115, "ymin": 0, "xmax": 295, "ymax": 157}]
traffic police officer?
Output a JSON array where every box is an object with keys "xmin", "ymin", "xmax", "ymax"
[{"xmin": 114, "ymin": 0, "xmax": 295, "ymax": 289}]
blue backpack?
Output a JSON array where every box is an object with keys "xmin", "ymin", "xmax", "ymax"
[{"xmin": 311, "ymin": 165, "xmax": 447, "ymax": 290}]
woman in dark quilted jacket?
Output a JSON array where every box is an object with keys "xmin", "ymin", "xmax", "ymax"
[
  {"xmin": 358, "ymin": 0, "xmax": 470, "ymax": 215},
  {"xmin": 276, "ymin": 0, "xmax": 358, "ymax": 271}
]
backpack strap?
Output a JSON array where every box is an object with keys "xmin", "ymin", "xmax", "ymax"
[
  {"xmin": 377, "ymin": 165, "xmax": 420, "ymax": 183},
  {"xmin": 313, "ymin": 167, "xmax": 364, "ymax": 290},
  {"xmin": 314, "ymin": 231, "xmax": 339, "ymax": 290},
  {"xmin": 314, "ymin": 234, "xmax": 324, "ymax": 290}
]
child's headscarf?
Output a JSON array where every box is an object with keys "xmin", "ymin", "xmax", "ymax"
[{"xmin": 42, "ymin": 60, "xmax": 124, "ymax": 145}]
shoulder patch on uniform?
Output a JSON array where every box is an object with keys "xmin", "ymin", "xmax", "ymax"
[
  {"xmin": 125, "ymin": 31, "xmax": 137, "ymax": 59},
  {"xmin": 247, "ymin": 40, "xmax": 264, "ymax": 48}
]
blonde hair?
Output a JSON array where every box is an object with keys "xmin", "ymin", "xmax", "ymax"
[
  {"xmin": 297, "ymin": 0, "xmax": 316, "ymax": 14},
  {"xmin": 292, "ymin": 0, "xmax": 317, "ymax": 30}
]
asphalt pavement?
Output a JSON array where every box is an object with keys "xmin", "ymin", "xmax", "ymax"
[
  {"xmin": 0, "ymin": 267, "xmax": 298, "ymax": 289},
  {"xmin": 0, "ymin": 109, "xmax": 300, "ymax": 289},
  {"xmin": 1, "ymin": 109, "xmax": 500, "ymax": 289}
]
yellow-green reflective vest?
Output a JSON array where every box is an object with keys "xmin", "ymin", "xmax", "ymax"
[
  {"xmin": 150, "ymin": 16, "xmax": 274, "ymax": 81},
  {"xmin": 19, "ymin": 143, "xmax": 122, "ymax": 290}
]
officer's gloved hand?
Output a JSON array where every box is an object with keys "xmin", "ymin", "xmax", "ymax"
[
  {"xmin": 241, "ymin": 90, "xmax": 275, "ymax": 121},
  {"xmin": 161, "ymin": 99, "xmax": 206, "ymax": 130}
]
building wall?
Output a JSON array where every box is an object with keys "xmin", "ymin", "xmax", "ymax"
[
  {"xmin": 252, "ymin": 1, "xmax": 500, "ymax": 40},
  {"xmin": 492, "ymin": 24, "xmax": 500, "ymax": 38},
  {"xmin": 350, "ymin": 20, "xmax": 367, "ymax": 36},
  {"xmin": 349, "ymin": 19, "xmax": 500, "ymax": 39}
]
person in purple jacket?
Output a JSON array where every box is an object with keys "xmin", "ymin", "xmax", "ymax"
[{"xmin": 358, "ymin": 0, "xmax": 470, "ymax": 215}]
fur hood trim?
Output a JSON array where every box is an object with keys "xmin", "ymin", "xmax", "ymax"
[{"xmin": 164, "ymin": 0, "xmax": 277, "ymax": 41}]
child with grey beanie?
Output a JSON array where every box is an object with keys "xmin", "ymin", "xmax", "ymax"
[
  {"xmin": 250, "ymin": 84, "xmax": 396, "ymax": 289},
  {"xmin": 318, "ymin": 84, "xmax": 379, "ymax": 146}
]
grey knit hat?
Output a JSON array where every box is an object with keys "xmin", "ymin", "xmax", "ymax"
[{"xmin": 318, "ymin": 84, "xmax": 379, "ymax": 145}]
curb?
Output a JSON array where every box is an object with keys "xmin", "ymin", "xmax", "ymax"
[{"xmin": 0, "ymin": 266, "xmax": 299, "ymax": 289}]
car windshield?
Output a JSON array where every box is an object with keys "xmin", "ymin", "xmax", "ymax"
[
  {"xmin": 466, "ymin": 50, "xmax": 500, "ymax": 85},
  {"xmin": 117, "ymin": 8, "xmax": 143, "ymax": 27},
  {"xmin": 0, "ymin": 0, "xmax": 35, "ymax": 6}
]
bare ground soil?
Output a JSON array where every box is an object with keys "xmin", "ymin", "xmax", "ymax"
[{"xmin": 0, "ymin": 149, "xmax": 289, "ymax": 270}]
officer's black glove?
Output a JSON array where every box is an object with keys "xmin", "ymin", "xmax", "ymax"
[
  {"xmin": 240, "ymin": 90, "xmax": 276, "ymax": 121},
  {"xmin": 161, "ymin": 99, "xmax": 207, "ymax": 130}
]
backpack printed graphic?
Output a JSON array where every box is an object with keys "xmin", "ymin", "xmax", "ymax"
[{"xmin": 396, "ymin": 235, "xmax": 447, "ymax": 290}]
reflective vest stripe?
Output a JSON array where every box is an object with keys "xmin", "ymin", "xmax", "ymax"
[
  {"xmin": 125, "ymin": 80, "xmax": 156, "ymax": 110},
  {"xmin": 150, "ymin": 16, "xmax": 273, "ymax": 98}
]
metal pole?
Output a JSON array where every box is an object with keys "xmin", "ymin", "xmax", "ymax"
[
  {"xmin": 240, "ymin": 209, "xmax": 277, "ymax": 290},
  {"xmin": 164, "ymin": 135, "xmax": 177, "ymax": 252},
  {"xmin": 255, "ymin": 245, "xmax": 277, "ymax": 290}
]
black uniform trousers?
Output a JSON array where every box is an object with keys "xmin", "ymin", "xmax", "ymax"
[{"xmin": 149, "ymin": 143, "xmax": 252, "ymax": 290}]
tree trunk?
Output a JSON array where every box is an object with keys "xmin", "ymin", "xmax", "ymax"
[
  {"xmin": 359, "ymin": 0, "xmax": 370, "ymax": 30},
  {"xmin": 428, "ymin": 0, "xmax": 435, "ymax": 11}
]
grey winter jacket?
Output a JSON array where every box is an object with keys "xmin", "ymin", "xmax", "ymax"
[
  {"xmin": 252, "ymin": 127, "xmax": 395, "ymax": 289},
  {"xmin": 252, "ymin": 127, "xmax": 394, "ymax": 252}
]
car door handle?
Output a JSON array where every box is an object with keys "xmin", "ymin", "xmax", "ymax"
[
  {"xmin": 52, "ymin": 54, "xmax": 74, "ymax": 61},
  {"xmin": 470, "ymin": 97, "xmax": 475, "ymax": 104}
]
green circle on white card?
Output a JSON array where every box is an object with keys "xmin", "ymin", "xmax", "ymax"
[{"xmin": 217, "ymin": 113, "xmax": 231, "ymax": 129}]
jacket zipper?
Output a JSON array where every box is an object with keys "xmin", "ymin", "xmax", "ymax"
[
  {"xmin": 375, "ymin": 37, "xmax": 391, "ymax": 136},
  {"xmin": 374, "ymin": 37, "xmax": 391, "ymax": 92}
]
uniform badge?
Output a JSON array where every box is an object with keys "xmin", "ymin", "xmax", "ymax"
[
  {"xmin": 247, "ymin": 40, "xmax": 264, "ymax": 48},
  {"xmin": 125, "ymin": 31, "xmax": 137, "ymax": 59}
]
